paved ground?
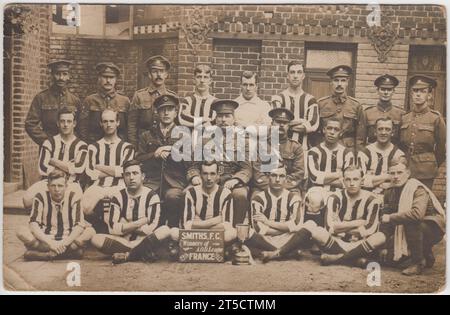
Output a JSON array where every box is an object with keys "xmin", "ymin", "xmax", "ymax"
[{"xmin": 3, "ymin": 214, "xmax": 446, "ymax": 293}]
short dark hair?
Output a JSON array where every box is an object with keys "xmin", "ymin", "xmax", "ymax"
[
  {"xmin": 47, "ymin": 169, "xmax": 68, "ymax": 183},
  {"xmin": 123, "ymin": 159, "xmax": 143, "ymax": 172},
  {"xmin": 194, "ymin": 64, "xmax": 212, "ymax": 77},
  {"xmin": 324, "ymin": 117, "xmax": 343, "ymax": 128},
  {"xmin": 287, "ymin": 60, "xmax": 304, "ymax": 72},
  {"xmin": 241, "ymin": 70, "xmax": 258, "ymax": 84},
  {"xmin": 57, "ymin": 107, "xmax": 76, "ymax": 120},
  {"xmin": 375, "ymin": 117, "xmax": 393, "ymax": 128},
  {"xmin": 343, "ymin": 165, "xmax": 364, "ymax": 178},
  {"xmin": 200, "ymin": 160, "xmax": 218, "ymax": 173},
  {"xmin": 388, "ymin": 156, "xmax": 409, "ymax": 169}
]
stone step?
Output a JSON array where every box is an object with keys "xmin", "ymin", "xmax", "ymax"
[
  {"xmin": 3, "ymin": 190, "xmax": 29, "ymax": 215},
  {"xmin": 3, "ymin": 182, "xmax": 21, "ymax": 195}
]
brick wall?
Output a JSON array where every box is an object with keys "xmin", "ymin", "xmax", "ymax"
[
  {"xmin": 355, "ymin": 44, "xmax": 409, "ymax": 108},
  {"xmin": 212, "ymin": 38, "xmax": 261, "ymax": 99},
  {"xmin": 259, "ymin": 40, "xmax": 304, "ymax": 102},
  {"xmin": 50, "ymin": 36, "xmax": 139, "ymax": 100},
  {"xmin": 9, "ymin": 5, "xmax": 50, "ymax": 187}
]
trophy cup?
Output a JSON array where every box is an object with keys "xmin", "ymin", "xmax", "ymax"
[{"xmin": 232, "ymin": 224, "xmax": 251, "ymax": 265}]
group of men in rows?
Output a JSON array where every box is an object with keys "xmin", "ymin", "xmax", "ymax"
[{"xmin": 16, "ymin": 54, "xmax": 446, "ymax": 276}]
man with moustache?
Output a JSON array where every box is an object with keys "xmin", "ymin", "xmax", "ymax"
[
  {"xmin": 271, "ymin": 61, "xmax": 319, "ymax": 150},
  {"xmin": 234, "ymin": 71, "xmax": 272, "ymax": 128},
  {"xmin": 178, "ymin": 64, "xmax": 217, "ymax": 128},
  {"xmin": 399, "ymin": 75, "xmax": 446, "ymax": 189},
  {"xmin": 128, "ymin": 55, "xmax": 177, "ymax": 148},
  {"xmin": 26, "ymin": 60, "xmax": 82, "ymax": 146},
  {"xmin": 359, "ymin": 74, "xmax": 405, "ymax": 145},
  {"xmin": 79, "ymin": 62, "xmax": 130, "ymax": 144},
  {"xmin": 317, "ymin": 65, "xmax": 364, "ymax": 148}
]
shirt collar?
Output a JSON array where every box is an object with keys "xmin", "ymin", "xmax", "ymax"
[
  {"xmin": 202, "ymin": 185, "xmax": 219, "ymax": 197},
  {"xmin": 148, "ymin": 83, "xmax": 167, "ymax": 95},
  {"xmin": 50, "ymin": 84, "xmax": 67, "ymax": 96},
  {"xmin": 99, "ymin": 89, "xmax": 116, "ymax": 99},
  {"xmin": 236, "ymin": 94, "xmax": 260, "ymax": 104},
  {"xmin": 377, "ymin": 101, "xmax": 392, "ymax": 112},
  {"xmin": 412, "ymin": 105, "xmax": 430, "ymax": 114},
  {"xmin": 332, "ymin": 93, "xmax": 347, "ymax": 104}
]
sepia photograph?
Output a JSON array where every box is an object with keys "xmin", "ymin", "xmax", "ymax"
[{"xmin": 1, "ymin": 1, "xmax": 447, "ymax": 295}]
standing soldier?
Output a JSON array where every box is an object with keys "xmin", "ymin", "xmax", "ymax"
[
  {"xmin": 25, "ymin": 60, "xmax": 82, "ymax": 146},
  {"xmin": 178, "ymin": 64, "xmax": 217, "ymax": 128},
  {"xmin": 79, "ymin": 62, "xmax": 130, "ymax": 144},
  {"xmin": 271, "ymin": 61, "xmax": 319, "ymax": 150},
  {"xmin": 128, "ymin": 55, "xmax": 176, "ymax": 148},
  {"xmin": 399, "ymin": 75, "xmax": 446, "ymax": 189},
  {"xmin": 317, "ymin": 65, "xmax": 364, "ymax": 148},
  {"xmin": 360, "ymin": 74, "xmax": 405, "ymax": 145}
]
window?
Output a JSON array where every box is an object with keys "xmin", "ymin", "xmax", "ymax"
[
  {"xmin": 304, "ymin": 42, "xmax": 357, "ymax": 99},
  {"xmin": 52, "ymin": 4, "xmax": 131, "ymax": 39}
]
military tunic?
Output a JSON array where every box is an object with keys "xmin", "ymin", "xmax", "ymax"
[
  {"xmin": 25, "ymin": 85, "xmax": 82, "ymax": 146},
  {"xmin": 360, "ymin": 102, "xmax": 405, "ymax": 145},
  {"xmin": 136, "ymin": 124, "xmax": 196, "ymax": 192},
  {"xmin": 78, "ymin": 90, "xmax": 130, "ymax": 144},
  {"xmin": 127, "ymin": 84, "xmax": 177, "ymax": 148},
  {"xmin": 253, "ymin": 138, "xmax": 304, "ymax": 191},
  {"xmin": 399, "ymin": 106, "xmax": 446, "ymax": 181},
  {"xmin": 317, "ymin": 94, "xmax": 364, "ymax": 148}
]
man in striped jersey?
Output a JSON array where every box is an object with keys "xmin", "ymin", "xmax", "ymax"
[
  {"xmin": 271, "ymin": 60, "xmax": 319, "ymax": 150},
  {"xmin": 171, "ymin": 161, "xmax": 236, "ymax": 244},
  {"xmin": 90, "ymin": 160, "xmax": 172, "ymax": 264},
  {"xmin": 358, "ymin": 118, "xmax": 406, "ymax": 194},
  {"xmin": 17, "ymin": 170, "xmax": 93, "ymax": 261},
  {"xmin": 23, "ymin": 107, "xmax": 87, "ymax": 209},
  {"xmin": 307, "ymin": 117, "xmax": 354, "ymax": 191},
  {"xmin": 82, "ymin": 109, "xmax": 135, "ymax": 233},
  {"xmin": 262, "ymin": 166, "xmax": 385, "ymax": 266},
  {"xmin": 234, "ymin": 71, "xmax": 272, "ymax": 128},
  {"xmin": 178, "ymin": 64, "xmax": 217, "ymax": 128},
  {"xmin": 247, "ymin": 162, "xmax": 305, "ymax": 260}
]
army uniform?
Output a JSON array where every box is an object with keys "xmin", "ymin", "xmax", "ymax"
[
  {"xmin": 136, "ymin": 95, "xmax": 195, "ymax": 228},
  {"xmin": 317, "ymin": 65, "xmax": 364, "ymax": 148},
  {"xmin": 360, "ymin": 74, "xmax": 405, "ymax": 145},
  {"xmin": 128, "ymin": 55, "xmax": 176, "ymax": 148},
  {"xmin": 25, "ymin": 60, "xmax": 82, "ymax": 146},
  {"xmin": 399, "ymin": 76, "xmax": 446, "ymax": 188},
  {"xmin": 79, "ymin": 63, "xmax": 130, "ymax": 144},
  {"xmin": 253, "ymin": 108, "xmax": 304, "ymax": 193},
  {"xmin": 195, "ymin": 100, "xmax": 252, "ymax": 226}
]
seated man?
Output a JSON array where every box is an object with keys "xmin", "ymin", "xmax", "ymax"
[
  {"xmin": 379, "ymin": 158, "xmax": 445, "ymax": 275},
  {"xmin": 16, "ymin": 170, "xmax": 93, "ymax": 261},
  {"xmin": 91, "ymin": 160, "xmax": 172, "ymax": 264},
  {"xmin": 358, "ymin": 117, "xmax": 406, "ymax": 194},
  {"xmin": 252, "ymin": 107, "xmax": 304, "ymax": 197},
  {"xmin": 307, "ymin": 117, "xmax": 354, "ymax": 192},
  {"xmin": 171, "ymin": 161, "xmax": 237, "ymax": 244},
  {"xmin": 137, "ymin": 94, "xmax": 198, "ymax": 228},
  {"xmin": 82, "ymin": 109, "xmax": 135, "ymax": 233},
  {"xmin": 262, "ymin": 166, "xmax": 385, "ymax": 266},
  {"xmin": 23, "ymin": 107, "xmax": 87, "ymax": 209},
  {"xmin": 247, "ymin": 161, "xmax": 306, "ymax": 260}
]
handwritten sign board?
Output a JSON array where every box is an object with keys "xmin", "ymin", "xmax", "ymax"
[{"xmin": 178, "ymin": 229, "xmax": 224, "ymax": 263}]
